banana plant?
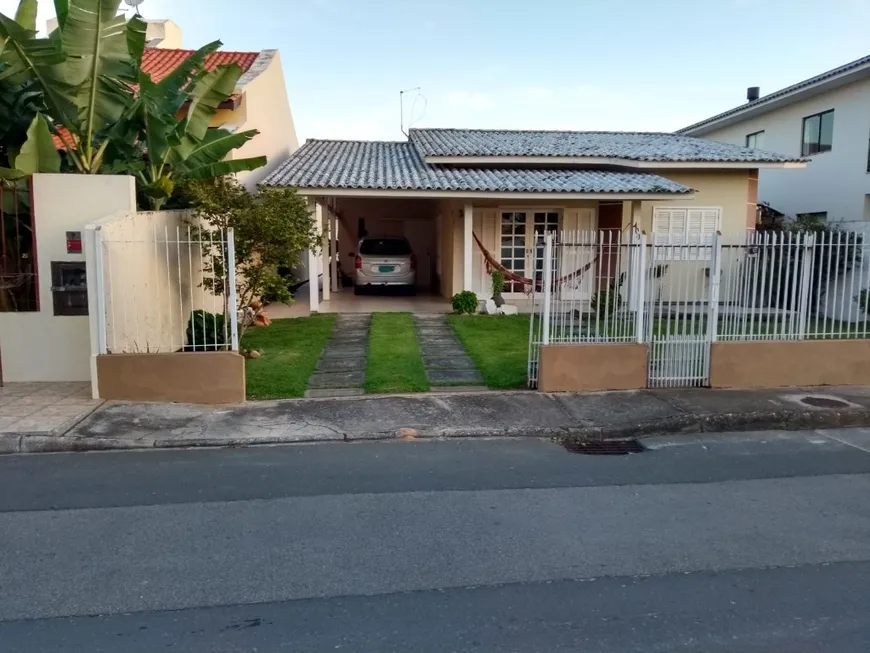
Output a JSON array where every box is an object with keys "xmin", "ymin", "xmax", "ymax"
[
  {"xmin": 112, "ymin": 56, "xmax": 266, "ymax": 208},
  {"xmin": 0, "ymin": 0, "xmax": 145, "ymax": 173}
]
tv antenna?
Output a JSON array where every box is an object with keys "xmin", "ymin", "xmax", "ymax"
[
  {"xmin": 400, "ymin": 87, "xmax": 425, "ymax": 138},
  {"xmin": 124, "ymin": 0, "xmax": 145, "ymax": 15}
]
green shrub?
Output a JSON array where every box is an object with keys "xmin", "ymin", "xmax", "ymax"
[
  {"xmin": 857, "ymin": 288, "xmax": 869, "ymax": 313},
  {"xmin": 591, "ymin": 273, "xmax": 625, "ymax": 316},
  {"xmin": 451, "ymin": 290, "xmax": 479, "ymax": 315},
  {"xmin": 185, "ymin": 310, "xmax": 227, "ymax": 352}
]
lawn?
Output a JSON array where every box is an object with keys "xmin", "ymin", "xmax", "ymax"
[
  {"xmin": 365, "ymin": 313, "xmax": 430, "ymax": 393},
  {"xmin": 242, "ymin": 315, "xmax": 336, "ymax": 400},
  {"xmin": 448, "ymin": 314, "xmax": 530, "ymax": 389}
]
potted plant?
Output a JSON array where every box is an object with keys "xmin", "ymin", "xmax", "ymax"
[{"xmin": 491, "ymin": 270, "xmax": 506, "ymax": 308}]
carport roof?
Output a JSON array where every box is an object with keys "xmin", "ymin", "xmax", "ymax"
[{"xmin": 264, "ymin": 140, "xmax": 693, "ymax": 196}]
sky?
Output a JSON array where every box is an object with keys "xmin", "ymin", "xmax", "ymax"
[{"xmin": 2, "ymin": 0, "xmax": 870, "ymax": 143}]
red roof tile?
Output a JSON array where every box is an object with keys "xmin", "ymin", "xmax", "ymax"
[{"xmin": 141, "ymin": 48, "xmax": 260, "ymax": 83}]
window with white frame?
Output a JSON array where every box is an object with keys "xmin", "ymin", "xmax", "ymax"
[{"xmin": 652, "ymin": 207, "xmax": 721, "ymax": 260}]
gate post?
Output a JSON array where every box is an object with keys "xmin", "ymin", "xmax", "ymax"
[
  {"xmin": 635, "ymin": 232, "xmax": 648, "ymax": 343},
  {"xmin": 542, "ymin": 233, "xmax": 553, "ymax": 346},
  {"xmin": 797, "ymin": 232, "xmax": 815, "ymax": 339},
  {"xmin": 707, "ymin": 232, "xmax": 722, "ymax": 343}
]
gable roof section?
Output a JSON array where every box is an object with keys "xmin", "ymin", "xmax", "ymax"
[
  {"xmin": 264, "ymin": 140, "xmax": 693, "ymax": 196},
  {"xmin": 677, "ymin": 53, "xmax": 870, "ymax": 135},
  {"xmin": 409, "ymin": 128, "xmax": 802, "ymax": 164}
]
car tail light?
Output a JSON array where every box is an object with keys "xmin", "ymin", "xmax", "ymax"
[
  {"xmin": 410, "ymin": 255, "xmax": 417, "ymax": 270},
  {"xmin": 354, "ymin": 255, "xmax": 362, "ymax": 270}
]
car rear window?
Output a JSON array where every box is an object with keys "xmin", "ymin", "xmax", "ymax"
[{"xmin": 359, "ymin": 239, "xmax": 411, "ymax": 256}]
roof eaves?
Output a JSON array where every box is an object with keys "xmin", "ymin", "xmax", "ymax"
[{"xmin": 677, "ymin": 53, "xmax": 870, "ymax": 134}]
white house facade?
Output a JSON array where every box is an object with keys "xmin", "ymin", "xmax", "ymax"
[{"xmin": 678, "ymin": 54, "xmax": 870, "ymax": 226}]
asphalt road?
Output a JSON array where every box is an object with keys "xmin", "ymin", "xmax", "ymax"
[{"xmin": 2, "ymin": 429, "xmax": 870, "ymax": 652}]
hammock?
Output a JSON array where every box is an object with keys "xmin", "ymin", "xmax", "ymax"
[{"xmin": 472, "ymin": 232, "xmax": 600, "ymax": 293}]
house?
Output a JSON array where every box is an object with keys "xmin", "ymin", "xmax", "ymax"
[
  {"xmin": 263, "ymin": 128, "xmax": 804, "ymax": 312},
  {"xmin": 677, "ymin": 54, "xmax": 870, "ymax": 225},
  {"xmin": 46, "ymin": 18, "xmax": 300, "ymax": 187}
]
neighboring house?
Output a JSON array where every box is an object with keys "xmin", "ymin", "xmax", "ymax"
[
  {"xmin": 47, "ymin": 18, "xmax": 300, "ymax": 188},
  {"xmin": 677, "ymin": 54, "xmax": 870, "ymax": 225},
  {"xmin": 264, "ymin": 128, "xmax": 803, "ymax": 312}
]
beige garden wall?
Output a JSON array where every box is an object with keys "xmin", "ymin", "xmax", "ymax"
[
  {"xmin": 0, "ymin": 174, "xmax": 136, "ymax": 383},
  {"xmin": 95, "ymin": 210, "xmax": 225, "ymax": 355}
]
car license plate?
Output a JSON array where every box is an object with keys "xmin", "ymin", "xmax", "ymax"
[{"xmin": 378, "ymin": 265, "xmax": 395, "ymax": 273}]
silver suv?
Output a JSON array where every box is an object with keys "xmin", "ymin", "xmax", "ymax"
[{"xmin": 354, "ymin": 237, "xmax": 416, "ymax": 295}]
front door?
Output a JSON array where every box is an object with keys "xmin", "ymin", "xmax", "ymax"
[{"xmin": 499, "ymin": 210, "xmax": 560, "ymax": 294}]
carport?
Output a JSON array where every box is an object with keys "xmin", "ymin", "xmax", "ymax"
[{"xmin": 304, "ymin": 195, "xmax": 450, "ymax": 313}]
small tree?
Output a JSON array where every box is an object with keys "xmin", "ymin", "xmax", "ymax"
[{"xmin": 188, "ymin": 178, "xmax": 320, "ymax": 334}]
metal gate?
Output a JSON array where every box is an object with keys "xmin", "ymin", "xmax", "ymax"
[{"xmin": 644, "ymin": 237, "xmax": 719, "ymax": 388}]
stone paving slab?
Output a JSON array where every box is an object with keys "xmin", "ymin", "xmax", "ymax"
[
  {"xmin": 427, "ymin": 369, "xmax": 485, "ymax": 385},
  {"xmin": 307, "ymin": 371, "xmax": 366, "ymax": 389},
  {"xmin": 320, "ymin": 345, "xmax": 368, "ymax": 359},
  {"xmin": 305, "ymin": 388, "xmax": 366, "ymax": 398},
  {"xmin": 418, "ymin": 345, "xmax": 468, "ymax": 358},
  {"xmin": 316, "ymin": 357, "xmax": 367, "ymax": 372},
  {"xmin": 417, "ymin": 335, "xmax": 459, "ymax": 346},
  {"xmin": 422, "ymin": 356, "xmax": 478, "ymax": 370}
]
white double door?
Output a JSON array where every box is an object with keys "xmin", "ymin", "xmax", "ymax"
[{"xmin": 498, "ymin": 208, "xmax": 595, "ymax": 296}]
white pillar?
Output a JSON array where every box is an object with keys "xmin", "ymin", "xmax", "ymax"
[
  {"xmin": 630, "ymin": 200, "xmax": 643, "ymax": 229},
  {"xmin": 330, "ymin": 210, "xmax": 339, "ymax": 292},
  {"xmin": 463, "ymin": 203, "xmax": 473, "ymax": 291},
  {"xmin": 320, "ymin": 201, "xmax": 330, "ymax": 302},
  {"xmin": 307, "ymin": 197, "xmax": 320, "ymax": 313}
]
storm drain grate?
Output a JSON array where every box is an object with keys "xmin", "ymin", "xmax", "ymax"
[
  {"xmin": 564, "ymin": 439, "xmax": 647, "ymax": 455},
  {"xmin": 800, "ymin": 396, "xmax": 851, "ymax": 409}
]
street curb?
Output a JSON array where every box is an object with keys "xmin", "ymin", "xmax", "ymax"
[
  {"xmin": 558, "ymin": 408, "xmax": 870, "ymax": 444},
  {"xmin": 3, "ymin": 407, "xmax": 870, "ymax": 455}
]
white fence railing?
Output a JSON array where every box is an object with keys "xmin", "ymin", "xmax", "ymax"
[
  {"xmin": 94, "ymin": 215, "xmax": 238, "ymax": 355},
  {"xmin": 528, "ymin": 229, "xmax": 869, "ymax": 388}
]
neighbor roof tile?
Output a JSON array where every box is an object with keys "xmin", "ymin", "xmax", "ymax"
[{"xmin": 409, "ymin": 128, "xmax": 802, "ymax": 163}]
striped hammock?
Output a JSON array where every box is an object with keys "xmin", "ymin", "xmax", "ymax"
[{"xmin": 472, "ymin": 232, "xmax": 599, "ymax": 293}]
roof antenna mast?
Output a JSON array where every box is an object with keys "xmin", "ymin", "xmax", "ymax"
[
  {"xmin": 124, "ymin": 0, "xmax": 145, "ymax": 16},
  {"xmin": 400, "ymin": 87, "xmax": 420, "ymax": 138}
]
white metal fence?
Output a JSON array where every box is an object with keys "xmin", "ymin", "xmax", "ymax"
[
  {"xmin": 94, "ymin": 216, "xmax": 238, "ymax": 355},
  {"xmin": 528, "ymin": 229, "xmax": 869, "ymax": 388}
]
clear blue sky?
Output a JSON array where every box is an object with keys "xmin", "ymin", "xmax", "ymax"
[{"xmin": 4, "ymin": 0, "xmax": 870, "ymax": 142}]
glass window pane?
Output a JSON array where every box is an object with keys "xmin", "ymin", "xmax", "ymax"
[
  {"xmin": 820, "ymin": 111, "xmax": 834, "ymax": 151},
  {"xmin": 515, "ymin": 213, "xmax": 526, "ymax": 224},
  {"xmin": 803, "ymin": 115, "xmax": 820, "ymax": 155}
]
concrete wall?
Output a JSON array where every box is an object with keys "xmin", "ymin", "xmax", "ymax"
[
  {"xmin": 96, "ymin": 352, "xmax": 245, "ymax": 404},
  {"xmin": 698, "ymin": 77, "xmax": 870, "ymax": 222},
  {"xmin": 0, "ymin": 175, "xmax": 136, "ymax": 383},
  {"xmin": 538, "ymin": 343, "xmax": 649, "ymax": 392},
  {"xmin": 710, "ymin": 340, "xmax": 870, "ymax": 388},
  {"xmin": 232, "ymin": 51, "xmax": 300, "ymax": 189}
]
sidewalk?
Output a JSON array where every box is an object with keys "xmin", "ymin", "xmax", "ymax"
[{"xmin": 5, "ymin": 385, "xmax": 870, "ymax": 454}]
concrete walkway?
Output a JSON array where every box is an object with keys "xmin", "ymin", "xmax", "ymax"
[
  {"xmin": 7, "ymin": 385, "xmax": 870, "ymax": 454},
  {"xmin": 414, "ymin": 314, "xmax": 484, "ymax": 388},
  {"xmin": 305, "ymin": 314, "xmax": 371, "ymax": 398}
]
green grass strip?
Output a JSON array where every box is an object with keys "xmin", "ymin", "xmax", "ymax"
[
  {"xmin": 242, "ymin": 314, "xmax": 337, "ymax": 400},
  {"xmin": 365, "ymin": 312, "xmax": 430, "ymax": 393},
  {"xmin": 448, "ymin": 314, "xmax": 530, "ymax": 389}
]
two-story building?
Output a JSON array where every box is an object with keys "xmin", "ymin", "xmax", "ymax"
[{"xmin": 677, "ymin": 54, "xmax": 870, "ymax": 225}]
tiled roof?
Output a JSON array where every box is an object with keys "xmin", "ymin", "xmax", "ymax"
[
  {"xmin": 263, "ymin": 140, "xmax": 693, "ymax": 195},
  {"xmin": 409, "ymin": 128, "xmax": 803, "ymax": 163},
  {"xmin": 677, "ymin": 53, "xmax": 870, "ymax": 134},
  {"xmin": 141, "ymin": 48, "xmax": 260, "ymax": 83}
]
